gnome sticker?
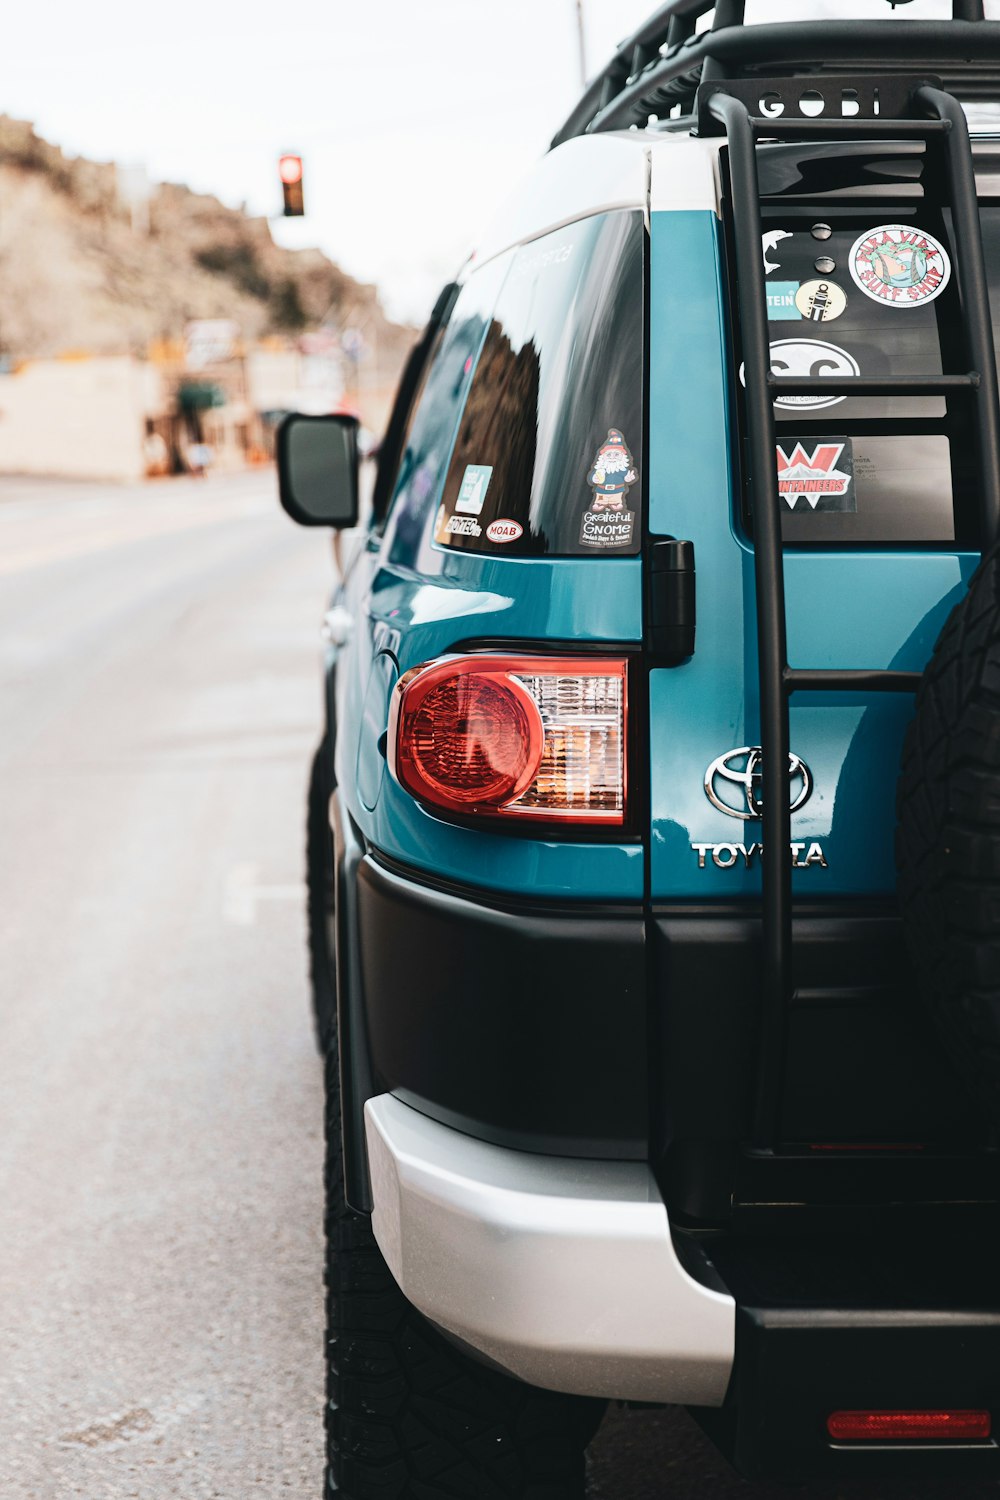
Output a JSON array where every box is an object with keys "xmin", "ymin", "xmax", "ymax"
[{"xmin": 580, "ymin": 429, "xmax": 637, "ymax": 550}]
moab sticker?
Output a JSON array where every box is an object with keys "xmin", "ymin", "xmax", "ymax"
[
  {"xmin": 849, "ymin": 223, "xmax": 951, "ymax": 308},
  {"xmin": 485, "ymin": 518, "xmax": 523, "ymax": 544}
]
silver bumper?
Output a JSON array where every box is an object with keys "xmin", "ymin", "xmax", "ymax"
[{"xmin": 365, "ymin": 1094, "xmax": 735, "ymax": 1404}]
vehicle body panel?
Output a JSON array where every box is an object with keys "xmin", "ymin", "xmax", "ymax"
[{"xmin": 648, "ymin": 206, "xmax": 977, "ymax": 898}]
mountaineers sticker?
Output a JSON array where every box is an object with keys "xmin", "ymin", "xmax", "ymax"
[
  {"xmin": 776, "ymin": 439, "xmax": 856, "ymax": 512},
  {"xmin": 580, "ymin": 428, "xmax": 637, "ymax": 549},
  {"xmin": 849, "ymin": 223, "xmax": 951, "ymax": 308}
]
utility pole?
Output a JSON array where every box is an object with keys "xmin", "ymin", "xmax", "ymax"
[{"xmin": 574, "ymin": 0, "xmax": 587, "ymax": 89}]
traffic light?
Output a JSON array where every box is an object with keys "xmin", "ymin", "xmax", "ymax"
[{"xmin": 279, "ymin": 154, "xmax": 304, "ymax": 217}]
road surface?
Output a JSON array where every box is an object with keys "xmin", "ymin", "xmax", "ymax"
[{"xmin": 2, "ymin": 473, "xmax": 998, "ymax": 1500}]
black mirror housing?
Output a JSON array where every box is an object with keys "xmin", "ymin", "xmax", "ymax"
[{"xmin": 277, "ymin": 413, "xmax": 360, "ymax": 528}]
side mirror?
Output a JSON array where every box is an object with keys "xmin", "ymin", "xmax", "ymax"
[{"xmin": 277, "ymin": 413, "xmax": 360, "ymax": 528}]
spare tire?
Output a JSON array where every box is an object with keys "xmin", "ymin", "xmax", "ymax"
[{"xmin": 896, "ymin": 548, "xmax": 1000, "ymax": 1124}]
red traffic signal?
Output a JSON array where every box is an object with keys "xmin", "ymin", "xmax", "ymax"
[{"xmin": 279, "ymin": 154, "xmax": 304, "ymax": 216}]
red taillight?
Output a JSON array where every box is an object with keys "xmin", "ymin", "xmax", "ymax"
[
  {"xmin": 394, "ymin": 666, "xmax": 543, "ymax": 808},
  {"xmin": 388, "ymin": 655, "xmax": 627, "ymax": 824},
  {"xmin": 828, "ymin": 1410, "xmax": 992, "ymax": 1442}
]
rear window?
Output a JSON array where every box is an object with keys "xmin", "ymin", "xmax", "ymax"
[
  {"xmin": 755, "ymin": 205, "xmax": 970, "ymax": 545},
  {"xmin": 380, "ymin": 256, "xmax": 509, "ymax": 571},
  {"xmin": 742, "ymin": 187, "xmax": 998, "ymax": 548},
  {"xmin": 432, "ymin": 210, "xmax": 644, "ymax": 558}
]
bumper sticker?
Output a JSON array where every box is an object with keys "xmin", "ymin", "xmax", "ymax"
[
  {"xmin": 455, "ymin": 464, "xmax": 493, "ymax": 515},
  {"xmin": 766, "ymin": 280, "xmax": 801, "ymax": 320},
  {"xmin": 794, "ymin": 279, "xmax": 847, "ymax": 322},
  {"xmin": 444, "ymin": 514, "xmax": 482, "ymax": 537},
  {"xmin": 776, "ymin": 438, "xmax": 855, "ymax": 512},
  {"xmin": 580, "ymin": 428, "xmax": 637, "ymax": 549},
  {"xmin": 744, "ymin": 338, "xmax": 860, "ymax": 410},
  {"xmin": 485, "ymin": 518, "xmax": 522, "ymax": 544},
  {"xmin": 849, "ymin": 223, "xmax": 951, "ymax": 307},
  {"xmin": 762, "ymin": 229, "xmax": 792, "ymax": 274}
]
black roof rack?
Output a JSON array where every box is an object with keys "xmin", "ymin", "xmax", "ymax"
[{"xmin": 551, "ymin": 0, "xmax": 1000, "ymax": 147}]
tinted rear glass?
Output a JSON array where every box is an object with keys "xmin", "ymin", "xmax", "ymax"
[
  {"xmin": 739, "ymin": 172, "xmax": 1000, "ymax": 547},
  {"xmin": 380, "ymin": 256, "xmax": 509, "ymax": 571},
  {"xmin": 433, "ymin": 210, "xmax": 644, "ymax": 558}
]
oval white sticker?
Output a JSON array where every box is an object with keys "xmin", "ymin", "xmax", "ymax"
[
  {"xmin": 740, "ymin": 338, "xmax": 860, "ymax": 409},
  {"xmin": 486, "ymin": 519, "xmax": 523, "ymax": 543}
]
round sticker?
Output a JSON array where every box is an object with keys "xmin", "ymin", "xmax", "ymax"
[
  {"xmin": 849, "ymin": 223, "xmax": 951, "ymax": 308},
  {"xmin": 740, "ymin": 338, "xmax": 860, "ymax": 410},
  {"xmin": 486, "ymin": 518, "xmax": 523, "ymax": 544},
  {"xmin": 794, "ymin": 279, "xmax": 847, "ymax": 323}
]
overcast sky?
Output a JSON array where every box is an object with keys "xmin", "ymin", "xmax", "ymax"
[{"xmin": 0, "ymin": 0, "xmax": 988, "ymax": 322}]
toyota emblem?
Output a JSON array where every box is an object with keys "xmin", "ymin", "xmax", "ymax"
[{"xmin": 704, "ymin": 746, "xmax": 813, "ymax": 821}]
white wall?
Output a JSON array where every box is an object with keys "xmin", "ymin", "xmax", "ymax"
[{"xmin": 0, "ymin": 355, "xmax": 152, "ymax": 481}]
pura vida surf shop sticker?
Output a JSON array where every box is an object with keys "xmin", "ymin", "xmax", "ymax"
[
  {"xmin": 580, "ymin": 428, "xmax": 637, "ymax": 549},
  {"xmin": 849, "ymin": 223, "xmax": 951, "ymax": 307}
]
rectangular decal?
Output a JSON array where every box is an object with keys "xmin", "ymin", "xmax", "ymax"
[
  {"xmin": 580, "ymin": 428, "xmax": 638, "ymax": 550},
  {"xmin": 455, "ymin": 464, "xmax": 493, "ymax": 515},
  {"xmin": 579, "ymin": 509, "xmax": 635, "ymax": 548},
  {"xmin": 445, "ymin": 513, "xmax": 482, "ymax": 537},
  {"xmin": 766, "ymin": 280, "xmax": 801, "ymax": 321},
  {"xmin": 776, "ymin": 437, "xmax": 855, "ymax": 512}
]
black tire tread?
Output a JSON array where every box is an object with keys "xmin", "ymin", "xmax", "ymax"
[
  {"xmin": 896, "ymin": 545, "xmax": 1000, "ymax": 1119},
  {"xmin": 307, "ymin": 741, "xmax": 337, "ymax": 1056},
  {"xmin": 323, "ymin": 1041, "xmax": 602, "ymax": 1498}
]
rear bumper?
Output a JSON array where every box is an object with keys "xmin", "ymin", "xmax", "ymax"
[
  {"xmin": 365, "ymin": 1094, "xmax": 1000, "ymax": 1479},
  {"xmin": 355, "ymin": 853, "xmax": 647, "ymax": 1160},
  {"xmin": 364, "ymin": 1092, "xmax": 735, "ymax": 1404}
]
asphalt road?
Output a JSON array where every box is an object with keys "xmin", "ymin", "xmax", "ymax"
[{"xmin": 2, "ymin": 472, "xmax": 999, "ymax": 1500}]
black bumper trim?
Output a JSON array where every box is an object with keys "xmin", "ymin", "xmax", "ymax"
[{"xmin": 356, "ymin": 854, "xmax": 648, "ymax": 1158}]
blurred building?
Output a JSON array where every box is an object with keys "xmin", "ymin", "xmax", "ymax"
[{"xmin": 0, "ymin": 326, "xmax": 406, "ymax": 482}]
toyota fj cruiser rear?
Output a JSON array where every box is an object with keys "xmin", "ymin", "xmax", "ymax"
[{"xmin": 279, "ymin": 3, "xmax": 1000, "ymax": 1494}]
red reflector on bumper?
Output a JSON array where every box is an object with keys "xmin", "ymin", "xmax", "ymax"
[{"xmin": 828, "ymin": 1410, "xmax": 992, "ymax": 1442}]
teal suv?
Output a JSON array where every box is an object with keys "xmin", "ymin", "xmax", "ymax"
[{"xmin": 279, "ymin": 3, "xmax": 1000, "ymax": 1493}]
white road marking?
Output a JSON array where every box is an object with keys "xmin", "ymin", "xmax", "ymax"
[
  {"xmin": 223, "ymin": 862, "xmax": 305, "ymax": 925},
  {"xmin": 0, "ymin": 496, "xmax": 265, "ymax": 576}
]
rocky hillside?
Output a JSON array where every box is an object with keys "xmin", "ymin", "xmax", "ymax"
[{"xmin": 0, "ymin": 116, "xmax": 413, "ymax": 367}]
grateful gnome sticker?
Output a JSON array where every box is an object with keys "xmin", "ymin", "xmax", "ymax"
[{"xmin": 580, "ymin": 429, "xmax": 637, "ymax": 549}]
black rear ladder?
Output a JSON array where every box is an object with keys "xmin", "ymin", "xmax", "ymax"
[{"xmin": 706, "ymin": 84, "xmax": 1000, "ymax": 1150}]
